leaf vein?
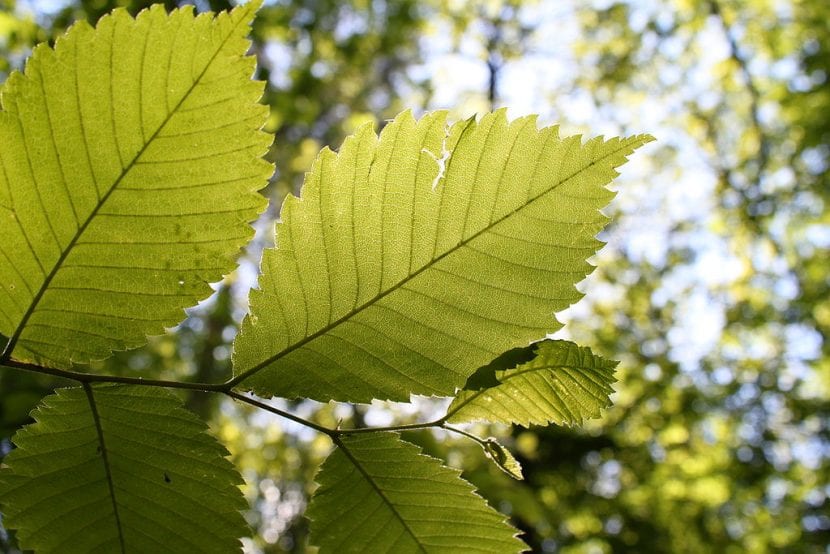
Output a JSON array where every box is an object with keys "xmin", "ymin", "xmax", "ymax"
[
  {"xmin": 233, "ymin": 133, "xmax": 637, "ymax": 388},
  {"xmin": 83, "ymin": 384, "xmax": 126, "ymax": 553}
]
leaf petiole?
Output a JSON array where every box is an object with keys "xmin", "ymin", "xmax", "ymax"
[{"xmin": 441, "ymin": 424, "xmax": 490, "ymax": 448}]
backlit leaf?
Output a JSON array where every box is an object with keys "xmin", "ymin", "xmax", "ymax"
[
  {"xmin": 0, "ymin": 2, "xmax": 271, "ymax": 367},
  {"xmin": 307, "ymin": 432, "xmax": 524, "ymax": 553},
  {"xmin": 233, "ymin": 110, "xmax": 651, "ymax": 402},
  {"xmin": 445, "ymin": 340, "xmax": 618, "ymax": 426},
  {"xmin": 0, "ymin": 384, "xmax": 248, "ymax": 553}
]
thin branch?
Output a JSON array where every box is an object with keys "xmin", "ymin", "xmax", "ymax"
[
  {"xmin": 224, "ymin": 390, "xmax": 336, "ymax": 437},
  {"xmin": 336, "ymin": 417, "xmax": 447, "ymax": 435},
  {"xmin": 1, "ymin": 359, "xmax": 227, "ymax": 392},
  {"xmin": 335, "ymin": 419, "xmax": 493, "ymax": 451},
  {"xmin": 0, "ymin": 359, "xmax": 78, "ymax": 384},
  {"xmin": 707, "ymin": 0, "xmax": 771, "ymax": 186},
  {"xmin": 441, "ymin": 424, "xmax": 489, "ymax": 447},
  {"xmin": 2, "ymin": 357, "xmax": 456, "ymax": 439}
]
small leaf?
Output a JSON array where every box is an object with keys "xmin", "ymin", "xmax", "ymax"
[
  {"xmin": 233, "ymin": 109, "xmax": 652, "ymax": 403},
  {"xmin": 0, "ymin": 2, "xmax": 271, "ymax": 367},
  {"xmin": 445, "ymin": 340, "xmax": 618, "ymax": 427},
  {"xmin": 0, "ymin": 384, "xmax": 248, "ymax": 553},
  {"xmin": 307, "ymin": 432, "xmax": 525, "ymax": 553},
  {"xmin": 482, "ymin": 438, "xmax": 524, "ymax": 480}
]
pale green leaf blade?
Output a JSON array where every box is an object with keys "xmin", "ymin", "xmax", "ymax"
[
  {"xmin": 233, "ymin": 109, "xmax": 651, "ymax": 402},
  {"xmin": 446, "ymin": 339, "xmax": 618, "ymax": 427},
  {"xmin": 0, "ymin": 2, "xmax": 271, "ymax": 367},
  {"xmin": 306, "ymin": 432, "xmax": 524, "ymax": 553},
  {"xmin": 482, "ymin": 438, "xmax": 524, "ymax": 480},
  {"xmin": 0, "ymin": 384, "xmax": 248, "ymax": 553}
]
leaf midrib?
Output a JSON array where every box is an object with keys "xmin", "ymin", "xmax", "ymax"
[
  {"xmin": 1, "ymin": 12, "xmax": 249, "ymax": 363},
  {"xmin": 334, "ymin": 436, "xmax": 428, "ymax": 554},
  {"xmin": 82, "ymin": 383, "xmax": 125, "ymax": 554},
  {"xmin": 232, "ymin": 136, "xmax": 643, "ymax": 387}
]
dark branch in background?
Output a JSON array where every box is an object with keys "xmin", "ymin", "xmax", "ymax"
[
  {"xmin": 464, "ymin": 3, "xmax": 532, "ymax": 112},
  {"xmin": 706, "ymin": 0, "xmax": 772, "ymax": 227},
  {"xmin": 484, "ymin": 15, "xmax": 503, "ymax": 110},
  {"xmin": 185, "ymin": 284, "xmax": 235, "ymax": 418},
  {"xmin": 707, "ymin": 0, "xmax": 770, "ymax": 176}
]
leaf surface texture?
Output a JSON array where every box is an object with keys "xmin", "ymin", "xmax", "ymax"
[
  {"xmin": 234, "ymin": 110, "xmax": 651, "ymax": 402},
  {"xmin": 0, "ymin": 384, "xmax": 248, "ymax": 553},
  {"xmin": 307, "ymin": 432, "xmax": 523, "ymax": 553},
  {"xmin": 446, "ymin": 339, "xmax": 618, "ymax": 426},
  {"xmin": 0, "ymin": 3, "xmax": 271, "ymax": 366}
]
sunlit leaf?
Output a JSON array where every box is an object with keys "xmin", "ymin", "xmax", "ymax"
[
  {"xmin": 446, "ymin": 340, "xmax": 618, "ymax": 426},
  {"xmin": 0, "ymin": 2, "xmax": 271, "ymax": 367},
  {"xmin": 307, "ymin": 432, "xmax": 524, "ymax": 553},
  {"xmin": 233, "ymin": 110, "xmax": 652, "ymax": 402},
  {"xmin": 0, "ymin": 385, "xmax": 248, "ymax": 553}
]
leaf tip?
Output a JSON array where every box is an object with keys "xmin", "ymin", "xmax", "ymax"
[{"xmin": 243, "ymin": 0, "xmax": 265, "ymax": 12}]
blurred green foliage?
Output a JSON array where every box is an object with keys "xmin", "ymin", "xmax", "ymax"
[{"xmin": 1, "ymin": 0, "xmax": 827, "ymax": 553}]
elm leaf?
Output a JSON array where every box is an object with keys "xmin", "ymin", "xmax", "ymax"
[
  {"xmin": 446, "ymin": 340, "xmax": 618, "ymax": 427},
  {"xmin": 233, "ymin": 110, "xmax": 651, "ymax": 402},
  {"xmin": 307, "ymin": 432, "xmax": 524, "ymax": 553},
  {"xmin": 0, "ymin": 2, "xmax": 271, "ymax": 367},
  {"xmin": 0, "ymin": 385, "xmax": 248, "ymax": 553}
]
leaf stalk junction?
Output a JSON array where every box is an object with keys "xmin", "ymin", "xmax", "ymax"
[{"xmin": 0, "ymin": 356, "xmax": 476, "ymax": 442}]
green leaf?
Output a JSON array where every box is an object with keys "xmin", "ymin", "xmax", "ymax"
[
  {"xmin": 445, "ymin": 339, "xmax": 618, "ymax": 427},
  {"xmin": 307, "ymin": 432, "xmax": 524, "ymax": 553},
  {"xmin": 233, "ymin": 109, "xmax": 652, "ymax": 402},
  {"xmin": 0, "ymin": 2, "xmax": 271, "ymax": 367},
  {"xmin": 462, "ymin": 344, "xmax": 540, "ymax": 392},
  {"xmin": 0, "ymin": 384, "xmax": 248, "ymax": 553},
  {"xmin": 482, "ymin": 438, "xmax": 524, "ymax": 480}
]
